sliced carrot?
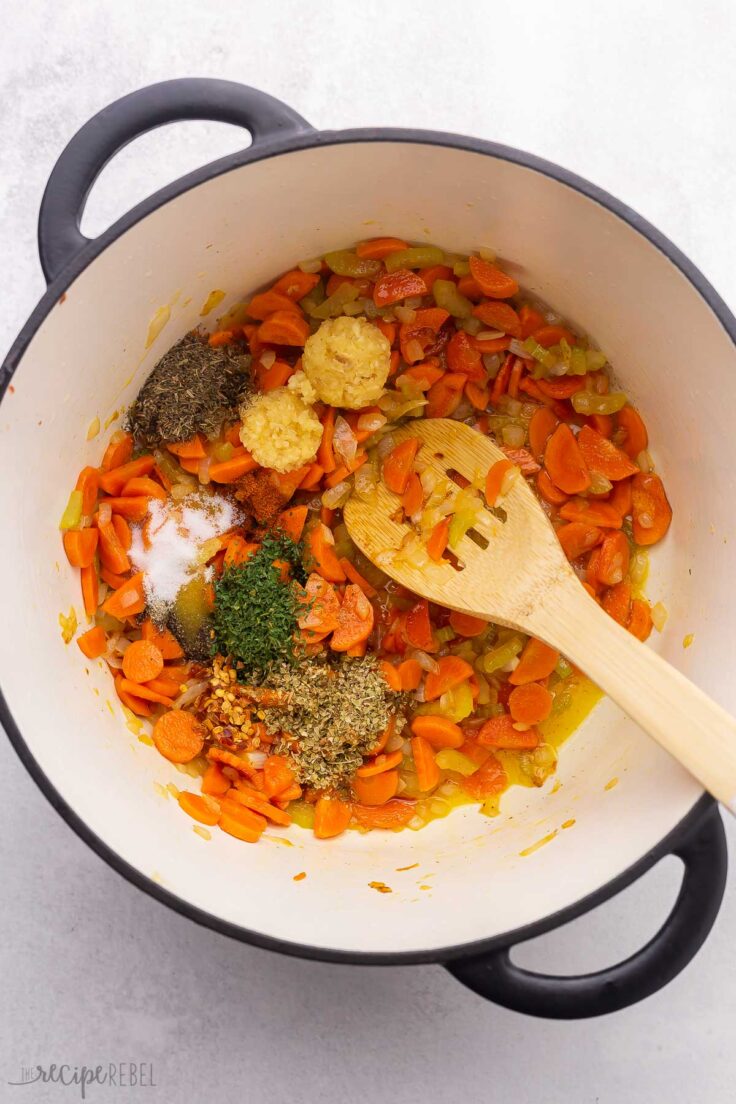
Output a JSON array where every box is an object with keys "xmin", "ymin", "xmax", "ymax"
[
  {"xmin": 246, "ymin": 290, "xmax": 302, "ymax": 320},
  {"xmin": 122, "ymin": 639, "xmax": 164, "ymax": 683},
  {"xmin": 209, "ymin": 450, "xmax": 258, "ymax": 483},
  {"xmin": 375, "ymin": 318, "xmax": 397, "ymax": 347},
  {"xmin": 98, "ymin": 455, "xmax": 156, "ymax": 495},
  {"xmin": 101, "ymin": 431, "xmax": 134, "ymax": 472},
  {"xmin": 330, "ymin": 584, "xmax": 374, "ymax": 651},
  {"xmin": 118, "ymin": 679, "xmax": 174, "ymax": 707},
  {"xmin": 559, "ymin": 499, "xmax": 623, "ymax": 528},
  {"xmin": 426, "ymin": 517, "xmax": 450, "ymax": 561},
  {"xmin": 528, "ymin": 407, "xmax": 559, "ymax": 462},
  {"xmin": 465, "ymin": 380, "xmax": 490, "ymax": 410},
  {"xmin": 456, "ymin": 274, "xmax": 483, "ymax": 300},
  {"xmin": 141, "ymin": 618, "xmax": 184, "ymax": 660},
  {"xmin": 178, "ymin": 791, "xmax": 220, "ymax": 826},
  {"xmin": 208, "ymin": 330, "xmax": 236, "ymax": 347},
  {"xmin": 257, "ymin": 358, "xmax": 294, "ymax": 391},
  {"xmin": 544, "ymin": 423, "xmax": 591, "ymax": 494},
  {"xmin": 404, "ymin": 598, "xmax": 435, "ymax": 652},
  {"xmin": 557, "ymin": 521, "xmax": 603, "ymax": 561},
  {"xmin": 461, "ymin": 753, "xmax": 508, "ymax": 799},
  {"xmin": 426, "ymin": 372, "xmax": 466, "ymax": 418},
  {"xmin": 519, "ymin": 304, "xmax": 545, "ymax": 338},
  {"xmin": 509, "ymin": 683, "xmax": 553, "ymax": 725},
  {"xmin": 353, "ymin": 770, "xmax": 400, "ymax": 806},
  {"xmin": 446, "ymin": 330, "xmax": 484, "ymax": 377},
  {"xmin": 262, "ymin": 755, "xmax": 296, "ymax": 798},
  {"xmin": 507, "ymin": 356, "xmax": 525, "ymax": 399},
  {"xmin": 100, "ymin": 497, "xmax": 150, "ymax": 522},
  {"xmin": 631, "ymin": 472, "xmax": 672, "ymax": 546},
  {"xmin": 589, "ymin": 413, "xmax": 614, "ymax": 438},
  {"xmin": 102, "ymin": 572, "xmax": 146, "ymax": 619},
  {"xmin": 152, "ymin": 710, "xmax": 204, "ymax": 762},
  {"xmin": 379, "ymin": 660, "xmax": 402, "ymax": 691},
  {"xmin": 473, "ymin": 334, "xmax": 512, "ymax": 356},
  {"xmin": 356, "ymin": 236, "xmax": 409, "ymax": 259},
  {"xmin": 412, "ymin": 736, "xmax": 440, "ymax": 791},
  {"xmin": 424, "ymin": 656, "xmax": 474, "ymax": 701},
  {"xmin": 397, "ymin": 658, "xmax": 423, "ymax": 691},
  {"xmin": 98, "ymin": 520, "xmax": 131, "ymax": 575},
  {"xmin": 114, "ymin": 674, "xmax": 152, "ymax": 717},
  {"xmin": 472, "ymin": 300, "xmax": 522, "ymax": 337},
  {"xmin": 356, "ymin": 750, "xmax": 403, "ymax": 778},
  {"xmin": 597, "ymin": 530, "xmax": 631, "ymax": 586},
  {"xmin": 484, "ymin": 458, "xmax": 514, "ymax": 507},
  {"xmin": 271, "ymin": 269, "xmax": 321, "ymax": 301},
  {"xmin": 628, "ymin": 598, "xmax": 653, "ymax": 641},
  {"xmin": 536, "ymin": 469, "xmax": 569, "ymax": 506},
  {"xmin": 373, "ymin": 269, "xmax": 428, "ymax": 308},
  {"xmin": 80, "ymin": 564, "xmax": 99, "ymax": 617},
  {"xmin": 401, "ymin": 471, "xmax": 424, "ymax": 516},
  {"xmin": 532, "ymin": 324, "xmax": 576, "ymax": 348},
  {"xmin": 218, "ymin": 803, "xmax": 266, "ymax": 842},
  {"xmin": 111, "ymin": 513, "xmax": 132, "ymax": 551},
  {"xmin": 577, "ymin": 425, "xmax": 639, "ymax": 482},
  {"xmin": 298, "ymin": 572, "xmax": 341, "ymax": 634},
  {"xmin": 616, "ymin": 405, "xmax": 649, "ymax": 459},
  {"xmin": 468, "ymin": 255, "xmax": 518, "ymax": 298},
  {"xmin": 477, "ymin": 713, "xmax": 539, "ymax": 749},
  {"xmin": 490, "ymin": 353, "xmax": 514, "ymax": 403},
  {"xmin": 227, "ymin": 786, "xmax": 291, "ymax": 826},
  {"xmin": 448, "ymin": 611, "xmax": 488, "ymax": 637},
  {"xmin": 602, "ymin": 580, "xmax": 632, "ymax": 626},
  {"xmin": 166, "ymin": 434, "xmax": 206, "ymax": 459},
  {"xmin": 382, "ymin": 437, "xmax": 420, "ymax": 495},
  {"xmin": 298, "ymin": 462, "xmax": 324, "ymax": 491},
  {"xmin": 75, "ymin": 466, "xmax": 99, "ymax": 515},
  {"xmin": 77, "ymin": 625, "xmax": 107, "ymax": 659},
  {"xmin": 202, "ymin": 763, "xmax": 231, "ymax": 797},
  {"xmin": 272, "ymin": 505, "xmax": 307, "ymax": 543},
  {"xmin": 339, "ymin": 558, "xmax": 378, "ymax": 598},
  {"xmin": 257, "ymin": 310, "xmax": 310, "ymax": 346},
  {"xmin": 609, "ymin": 476, "xmax": 633, "ymax": 518},
  {"xmin": 509, "ymin": 638, "xmax": 559, "ymax": 685},
  {"xmin": 410, "ymin": 715, "xmax": 463, "ymax": 748},
  {"xmin": 63, "ymin": 528, "xmax": 99, "ymax": 569},
  {"xmin": 312, "ymin": 795, "xmax": 353, "ymax": 838},
  {"xmin": 207, "ymin": 748, "xmax": 261, "ymax": 783},
  {"xmin": 307, "ymin": 522, "xmax": 346, "ymax": 584}
]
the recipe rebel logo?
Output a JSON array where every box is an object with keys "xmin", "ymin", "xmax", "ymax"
[{"xmin": 7, "ymin": 1062, "xmax": 156, "ymax": 1098}]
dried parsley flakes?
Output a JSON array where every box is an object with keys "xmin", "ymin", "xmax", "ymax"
[{"xmin": 129, "ymin": 333, "xmax": 252, "ymax": 445}]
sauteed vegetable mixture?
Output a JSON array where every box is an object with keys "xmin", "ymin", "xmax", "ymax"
[{"xmin": 61, "ymin": 239, "xmax": 672, "ymax": 843}]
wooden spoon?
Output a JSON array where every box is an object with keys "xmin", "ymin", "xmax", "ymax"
[{"xmin": 344, "ymin": 418, "xmax": 736, "ymax": 811}]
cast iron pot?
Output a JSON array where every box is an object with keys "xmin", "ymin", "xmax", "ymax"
[{"xmin": 1, "ymin": 79, "xmax": 732, "ymax": 1020}]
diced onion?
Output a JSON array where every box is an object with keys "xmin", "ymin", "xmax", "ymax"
[
  {"xmin": 375, "ymin": 432, "xmax": 397, "ymax": 461},
  {"xmin": 297, "ymin": 257, "xmax": 322, "ymax": 274},
  {"xmin": 198, "ymin": 458, "xmax": 211, "ymax": 485},
  {"xmin": 509, "ymin": 339, "xmax": 533, "ymax": 359},
  {"xmin": 357, "ymin": 412, "xmax": 386, "ymax": 433},
  {"xmin": 502, "ymin": 425, "xmax": 526, "ymax": 448},
  {"xmin": 353, "ymin": 462, "xmax": 378, "ymax": 502},
  {"xmin": 637, "ymin": 512, "xmax": 654, "ymax": 529},
  {"xmin": 245, "ymin": 750, "xmax": 268, "ymax": 769},
  {"xmin": 394, "ymin": 305, "xmax": 417, "ymax": 324},
  {"xmin": 386, "ymin": 731, "xmax": 405, "ymax": 753},
  {"xmin": 321, "ymin": 480, "xmax": 351, "ymax": 509},
  {"xmin": 476, "ymin": 329, "xmax": 505, "ymax": 341},
  {"xmin": 333, "ymin": 416, "xmax": 358, "ymax": 467},
  {"xmin": 404, "ymin": 296, "xmax": 423, "ymax": 310},
  {"xmin": 505, "ymin": 398, "xmax": 522, "ymax": 416},
  {"xmin": 173, "ymin": 680, "xmax": 209, "ymax": 710},
  {"xmin": 478, "ymin": 245, "xmax": 497, "ymax": 262},
  {"xmin": 259, "ymin": 349, "xmax": 276, "ymax": 369},
  {"xmin": 637, "ymin": 449, "xmax": 654, "ymax": 473},
  {"xmin": 482, "ymin": 353, "xmax": 502, "ymax": 378},
  {"xmin": 589, "ymin": 470, "xmax": 613, "ymax": 495},
  {"xmin": 408, "ymin": 648, "xmax": 440, "ymax": 674},
  {"xmin": 121, "ymin": 590, "xmax": 141, "ymax": 610}
]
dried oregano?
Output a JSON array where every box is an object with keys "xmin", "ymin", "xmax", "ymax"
[{"xmin": 128, "ymin": 333, "xmax": 252, "ymax": 445}]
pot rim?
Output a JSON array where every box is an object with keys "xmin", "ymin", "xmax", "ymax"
[{"xmin": 1, "ymin": 124, "xmax": 731, "ymax": 964}]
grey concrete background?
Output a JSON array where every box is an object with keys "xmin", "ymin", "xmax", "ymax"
[{"xmin": 1, "ymin": 1, "xmax": 735, "ymax": 1100}]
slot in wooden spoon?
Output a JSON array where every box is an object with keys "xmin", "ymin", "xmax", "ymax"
[{"xmin": 344, "ymin": 418, "xmax": 736, "ymax": 811}]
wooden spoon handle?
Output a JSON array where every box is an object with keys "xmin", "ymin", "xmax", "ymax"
[{"xmin": 526, "ymin": 578, "xmax": 736, "ymax": 812}]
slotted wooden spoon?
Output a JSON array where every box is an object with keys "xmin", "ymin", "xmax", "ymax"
[{"xmin": 344, "ymin": 418, "xmax": 736, "ymax": 811}]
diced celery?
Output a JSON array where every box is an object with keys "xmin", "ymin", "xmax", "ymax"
[
  {"xmin": 555, "ymin": 655, "xmax": 574, "ymax": 679},
  {"xmin": 448, "ymin": 509, "xmax": 478, "ymax": 549},
  {"xmin": 439, "ymin": 682, "xmax": 474, "ymax": 722},
  {"xmin": 299, "ymin": 278, "xmax": 325, "ymax": 315},
  {"xmin": 481, "ymin": 637, "xmax": 523, "ymax": 674},
  {"xmin": 288, "ymin": 801, "xmax": 315, "ymax": 829},
  {"xmin": 453, "ymin": 259, "xmax": 471, "ymax": 277},
  {"xmin": 571, "ymin": 390, "xmax": 627, "ymax": 415},
  {"xmin": 324, "ymin": 250, "xmax": 381, "ymax": 278},
  {"xmin": 435, "ymin": 626, "xmax": 456, "ymax": 644},
  {"xmin": 569, "ymin": 346, "xmax": 588, "ymax": 375},
  {"xmin": 433, "ymin": 279, "xmax": 473, "ymax": 319},
  {"xmin": 384, "ymin": 246, "xmax": 445, "ymax": 272},
  {"xmin": 212, "ymin": 441, "xmax": 234, "ymax": 462},
  {"xmin": 519, "ymin": 743, "xmax": 557, "ymax": 787},
  {"xmin": 308, "ymin": 283, "xmax": 361, "ymax": 319},
  {"xmin": 458, "ymin": 316, "xmax": 483, "ymax": 335},
  {"xmin": 556, "ymin": 339, "xmax": 572, "ymax": 371},
  {"xmin": 586, "ymin": 349, "xmax": 608, "ymax": 371},
  {"xmin": 59, "ymin": 489, "xmax": 83, "ymax": 531},
  {"xmin": 522, "ymin": 337, "xmax": 557, "ymax": 370},
  {"xmin": 436, "ymin": 749, "xmax": 478, "ymax": 776}
]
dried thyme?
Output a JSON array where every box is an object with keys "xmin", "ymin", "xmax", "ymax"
[
  {"xmin": 128, "ymin": 333, "xmax": 252, "ymax": 445},
  {"xmin": 259, "ymin": 656, "xmax": 404, "ymax": 790}
]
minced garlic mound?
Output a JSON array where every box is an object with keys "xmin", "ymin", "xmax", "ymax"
[
  {"xmin": 302, "ymin": 316, "xmax": 390, "ymax": 409},
  {"xmin": 239, "ymin": 388, "xmax": 322, "ymax": 473}
]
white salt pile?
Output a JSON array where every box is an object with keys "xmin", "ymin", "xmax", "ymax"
[{"xmin": 129, "ymin": 492, "xmax": 239, "ymax": 620}]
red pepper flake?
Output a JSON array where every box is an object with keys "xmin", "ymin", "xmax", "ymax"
[{"xmin": 293, "ymin": 871, "xmax": 307, "ymax": 882}]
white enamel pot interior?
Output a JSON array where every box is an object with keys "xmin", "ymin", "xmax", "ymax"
[{"xmin": 1, "ymin": 84, "xmax": 734, "ymax": 966}]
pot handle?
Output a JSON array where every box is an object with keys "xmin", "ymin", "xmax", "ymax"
[
  {"xmin": 445, "ymin": 802, "xmax": 726, "ymax": 1018},
  {"xmin": 37, "ymin": 78, "xmax": 313, "ymax": 284}
]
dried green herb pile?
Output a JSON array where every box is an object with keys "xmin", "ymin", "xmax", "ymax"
[
  {"xmin": 261, "ymin": 656, "xmax": 403, "ymax": 789},
  {"xmin": 129, "ymin": 333, "xmax": 252, "ymax": 445},
  {"xmin": 212, "ymin": 533, "xmax": 305, "ymax": 675}
]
